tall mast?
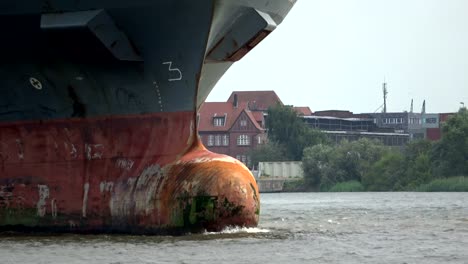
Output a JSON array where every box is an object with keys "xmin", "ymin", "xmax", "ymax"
[{"xmin": 382, "ymin": 81, "xmax": 388, "ymax": 113}]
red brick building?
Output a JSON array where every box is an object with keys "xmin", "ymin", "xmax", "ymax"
[
  {"xmin": 198, "ymin": 101, "xmax": 265, "ymax": 168},
  {"xmin": 198, "ymin": 91, "xmax": 283, "ymax": 168}
]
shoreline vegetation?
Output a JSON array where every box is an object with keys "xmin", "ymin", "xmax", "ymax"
[
  {"xmin": 280, "ymin": 177, "xmax": 468, "ymax": 192},
  {"xmin": 251, "ymin": 106, "xmax": 468, "ymax": 192},
  {"xmin": 415, "ymin": 176, "xmax": 468, "ymax": 192}
]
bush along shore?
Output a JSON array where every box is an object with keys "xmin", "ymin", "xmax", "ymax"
[
  {"xmin": 415, "ymin": 176, "xmax": 468, "ymax": 192},
  {"xmin": 252, "ymin": 105, "xmax": 468, "ymax": 192}
]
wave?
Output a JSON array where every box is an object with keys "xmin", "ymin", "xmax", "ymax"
[{"xmin": 204, "ymin": 226, "xmax": 270, "ymax": 235}]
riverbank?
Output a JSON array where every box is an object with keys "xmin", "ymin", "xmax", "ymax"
[{"xmin": 267, "ymin": 176, "xmax": 468, "ymax": 193}]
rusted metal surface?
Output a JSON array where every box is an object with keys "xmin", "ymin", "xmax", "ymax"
[
  {"xmin": 166, "ymin": 141, "xmax": 259, "ymax": 231},
  {"xmin": 0, "ymin": 112, "xmax": 259, "ymax": 234}
]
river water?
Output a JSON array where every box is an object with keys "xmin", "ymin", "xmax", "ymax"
[{"xmin": 1, "ymin": 192, "xmax": 467, "ymax": 264}]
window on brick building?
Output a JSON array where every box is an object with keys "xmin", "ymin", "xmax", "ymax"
[
  {"xmin": 214, "ymin": 135, "xmax": 221, "ymax": 146},
  {"xmin": 237, "ymin": 135, "xmax": 250, "ymax": 146},
  {"xmin": 213, "ymin": 117, "xmax": 225, "ymax": 126},
  {"xmin": 240, "ymin": 120, "xmax": 247, "ymax": 127},
  {"xmin": 222, "ymin": 135, "xmax": 229, "ymax": 146},
  {"xmin": 207, "ymin": 135, "xmax": 214, "ymax": 146}
]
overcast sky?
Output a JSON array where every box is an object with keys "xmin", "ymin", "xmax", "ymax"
[{"xmin": 206, "ymin": 0, "xmax": 468, "ymax": 114}]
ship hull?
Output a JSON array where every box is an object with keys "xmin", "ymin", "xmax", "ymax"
[
  {"xmin": 0, "ymin": 112, "xmax": 259, "ymax": 234},
  {"xmin": 0, "ymin": 0, "xmax": 295, "ymax": 234}
]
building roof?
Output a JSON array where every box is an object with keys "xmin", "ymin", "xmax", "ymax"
[
  {"xmin": 293, "ymin": 106, "xmax": 313, "ymax": 116},
  {"xmin": 322, "ymin": 130, "xmax": 409, "ymax": 136},
  {"xmin": 227, "ymin": 90, "xmax": 283, "ymax": 111},
  {"xmin": 363, "ymin": 112, "xmax": 409, "ymax": 117},
  {"xmin": 303, "ymin": 115, "xmax": 373, "ymax": 122},
  {"xmin": 251, "ymin": 111, "xmax": 264, "ymax": 123},
  {"xmin": 244, "ymin": 110, "xmax": 264, "ymax": 131},
  {"xmin": 198, "ymin": 101, "xmax": 263, "ymax": 132},
  {"xmin": 313, "ymin": 110, "xmax": 354, "ymax": 118}
]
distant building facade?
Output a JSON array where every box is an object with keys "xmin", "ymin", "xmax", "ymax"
[
  {"xmin": 362, "ymin": 111, "xmax": 455, "ymax": 142},
  {"xmin": 200, "ymin": 90, "xmax": 455, "ymax": 162},
  {"xmin": 364, "ymin": 112, "xmax": 409, "ymax": 133},
  {"xmin": 303, "ymin": 115, "xmax": 377, "ymax": 132},
  {"xmin": 303, "ymin": 111, "xmax": 410, "ymax": 146},
  {"xmin": 322, "ymin": 131, "xmax": 409, "ymax": 146},
  {"xmin": 198, "ymin": 91, "xmax": 283, "ymax": 168},
  {"xmin": 198, "ymin": 101, "xmax": 265, "ymax": 168}
]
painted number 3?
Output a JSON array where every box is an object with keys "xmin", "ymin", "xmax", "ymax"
[{"xmin": 162, "ymin": 61, "xmax": 182, "ymax": 82}]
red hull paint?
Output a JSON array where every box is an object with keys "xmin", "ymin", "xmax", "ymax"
[{"xmin": 0, "ymin": 112, "xmax": 259, "ymax": 234}]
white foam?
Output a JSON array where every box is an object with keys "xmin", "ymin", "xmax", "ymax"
[{"xmin": 204, "ymin": 226, "xmax": 270, "ymax": 235}]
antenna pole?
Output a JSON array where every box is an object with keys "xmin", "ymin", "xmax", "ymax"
[{"xmin": 382, "ymin": 82, "xmax": 388, "ymax": 113}]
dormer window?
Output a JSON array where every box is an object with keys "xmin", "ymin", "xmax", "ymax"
[{"xmin": 213, "ymin": 117, "xmax": 225, "ymax": 126}]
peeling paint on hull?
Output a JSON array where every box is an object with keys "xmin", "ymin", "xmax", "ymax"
[{"xmin": 0, "ymin": 113, "xmax": 259, "ymax": 234}]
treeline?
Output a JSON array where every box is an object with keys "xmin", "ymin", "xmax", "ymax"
[
  {"xmin": 302, "ymin": 138, "xmax": 465, "ymax": 191},
  {"xmin": 250, "ymin": 105, "xmax": 468, "ymax": 192}
]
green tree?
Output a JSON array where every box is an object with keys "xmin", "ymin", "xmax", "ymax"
[
  {"xmin": 362, "ymin": 151, "xmax": 405, "ymax": 191},
  {"xmin": 302, "ymin": 144, "xmax": 334, "ymax": 189},
  {"xmin": 395, "ymin": 139, "xmax": 433, "ymax": 190},
  {"xmin": 431, "ymin": 107, "xmax": 468, "ymax": 177},
  {"xmin": 248, "ymin": 141, "xmax": 289, "ymax": 167},
  {"xmin": 402, "ymin": 153, "xmax": 432, "ymax": 190},
  {"xmin": 331, "ymin": 138, "xmax": 388, "ymax": 183},
  {"xmin": 267, "ymin": 104, "xmax": 326, "ymax": 160},
  {"xmin": 302, "ymin": 138, "xmax": 389, "ymax": 191},
  {"xmin": 404, "ymin": 139, "xmax": 432, "ymax": 161}
]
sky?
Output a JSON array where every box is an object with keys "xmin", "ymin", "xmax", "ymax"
[{"xmin": 206, "ymin": 0, "xmax": 468, "ymax": 114}]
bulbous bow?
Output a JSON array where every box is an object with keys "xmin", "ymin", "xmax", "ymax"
[{"xmin": 165, "ymin": 141, "xmax": 260, "ymax": 232}]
